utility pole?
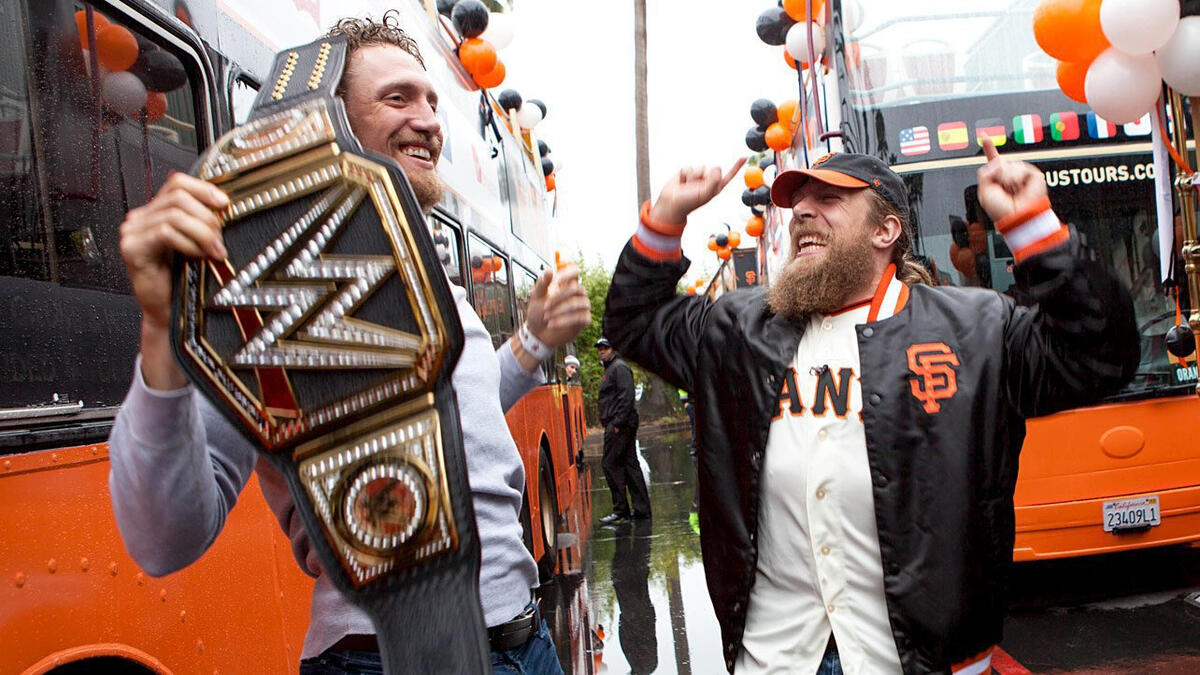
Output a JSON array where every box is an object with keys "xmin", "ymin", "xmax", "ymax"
[{"xmin": 634, "ymin": 0, "xmax": 650, "ymax": 207}]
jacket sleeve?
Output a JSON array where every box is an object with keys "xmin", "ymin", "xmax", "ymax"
[
  {"xmin": 603, "ymin": 238, "xmax": 713, "ymax": 394},
  {"xmin": 107, "ymin": 357, "xmax": 257, "ymax": 577},
  {"xmin": 1002, "ymin": 220, "xmax": 1139, "ymax": 418}
]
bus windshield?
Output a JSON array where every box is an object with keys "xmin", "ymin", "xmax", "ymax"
[{"xmin": 834, "ymin": 0, "xmax": 1191, "ymax": 401}]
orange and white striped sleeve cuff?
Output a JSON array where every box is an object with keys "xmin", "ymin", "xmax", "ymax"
[
  {"xmin": 995, "ymin": 196, "xmax": 1069, "ymax": 263},
  {"xmin": 630, "ymin": 201, "xmax": 685, "ymax": 262}
]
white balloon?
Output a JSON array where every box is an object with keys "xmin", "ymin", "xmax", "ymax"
[
  {"xmin": 1100, "ymin": 0, "xmax": 1179, "ymax": 55},
  {"xmin": 762, "ymin": 164, "xmax": 778, "ymax": 188},
  {"xmin": 101, "ymin": 71, "xmax": 147, "ymax": 117},
  {"xmin": 517, "ymin": 100, "xmax": 543, "ymax": 129},
  {"xmin": 480, "ymin": 12, "xmax": 515, "ymax": 50},
  {"xmin": 1084, "ymin": 48, "xmax": 1161, "ymax": 124},
  {"xmin": 842, "ymin": 0, "xmax": 864, "ymax": 34},
  {"xmin": 785, "ymin": 21, "xmax": 825, "ymax": 63},
  {"xmin": 1156, "ymin": 16, "xmax": 1200, "ymax": 96}
]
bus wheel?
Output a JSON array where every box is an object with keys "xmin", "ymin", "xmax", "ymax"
[
  {"xmin": 537, "ymin": 446, "xmax": 559, "ymax": 582},
  {"xmin": 519, "ymin": 488, "xmax": 535, "ymax": 558}
]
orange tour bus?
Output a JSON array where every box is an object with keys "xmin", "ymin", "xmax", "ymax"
[
  {"xmin": 0, "ymin": 0, "xmax": 588, "ymax": 672},
  {"xmin": 752, "ymin": 0, "xmax": 1200, "ymax": 562}
]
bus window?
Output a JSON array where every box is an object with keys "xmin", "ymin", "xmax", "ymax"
[
  {"xmin": 468, "ymin": 234, "xmax": 514, "ymax": 348},
  {"xmin": 230, "ymin": 73, "xmax": 259, "ymax": 125},
  {"xmin": 513, "ymin": 262, "xmax": 538, "ymax": 327},
  {"xmin": 0, "ymin": 3, "xmax": 205, "ymax": 416},
  {"xmin": 431, "ymin": 216, "xmax": 464, "ymax": 286}
]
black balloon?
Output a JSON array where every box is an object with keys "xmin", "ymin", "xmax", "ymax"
[
  {"xmin": 752, "ymin": 186, "xmax": 772, "ymax": 206},
  {"xmin": 528, "ymin": 98, "xmax": 547, "ymax": 119},
  {"xmin": 437, "ymin": 0, "xmax": 458, "ymax": 17},
  {"xmin": 129, "ymin": 47, "xmax": 187, "ymax": 93},
  {"xmin": 745, "ymin": 127, "xmax": 768, "ymax": 152},
  {"xmin": 451, "ymin": 0, "xmax": 489, "ymax": 39},
  {"xmin": 742, "ymin": 189, "xmax": 756, "ymax": 207},
  {"xmin": 1166, "ymin": 323, "xmax": 1196, "ymax": 358},
  {"xmin": 750, "ymin": 99, "xmax": 778, "ymax": 127},
  {"xmin": 716, "ymin": 234, "xmax": 729, "ymax": 247},
  {"xmin": 497, "ymin": 89, "xmax": 523, "ymax": 111},
  {"xmin": 759, "ymin": 155, "xmax": 776, "ymax": 169},
  {"xmin": 755, "ymin": 7, "xmax": 795, "ymax": 46},
  {"xmin": 538, "ymin": 140, "xmax": 550, "ymax": 157},
  {"xmin": 470, "ymin": 254, "xmax": 483, "ymax": 269},
  {"xmin": 751, "ymin": 204, "xmax": 766, "ymax": 215},
  {"xmin": 541, "ymin": 157, "xmax": 554, "ymax": 177}
]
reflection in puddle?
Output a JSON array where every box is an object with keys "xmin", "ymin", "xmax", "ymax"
[{"xmin": 541, "ymin": 430, "xmax": 724, "ymax": 674}]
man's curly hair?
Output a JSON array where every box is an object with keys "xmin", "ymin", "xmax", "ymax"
[{"xmin": 326, "ymin": 10, "xmax": 426, "ymax": 96}]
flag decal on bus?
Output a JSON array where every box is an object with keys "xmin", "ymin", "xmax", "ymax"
[
  {"xmin": 899, "ymin": 126, "xmax": 931, "ymax": 156},
  {"xmin": 1012, "ymin": 114, "xmax": 1043, "ymax": 144},
  {"xmin": 1049, "ymin": 112, "xmax": 1080, "ymax": 141},
  {"xmin": 975, "ymin": 119, "xmax": 1007, "ymax": 147},
  {"xmin": 937, "ymin": 122, "xmax": 969, "ymax": 150},
  {"xmin": 1123, "ymin": 114, "xmax": 1152, "ymax": 137},
  {"xmin": 1087, "ymin": 112, "xmax": 1118, "ymax": 140}
]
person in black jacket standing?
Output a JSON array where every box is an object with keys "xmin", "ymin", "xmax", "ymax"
[
  {"xmin": 603, "ymin": 141, "xmax": 1138, "ymax": 673},
  {"xmin": 596, "ymin": 337, "xmax": 651, "ymax": 524}
]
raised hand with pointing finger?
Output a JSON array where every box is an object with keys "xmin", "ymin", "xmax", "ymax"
[
  {"xmin": 977, "ymin": 137, "xmax": 1069, "ymax": 264},
  {"xmin": 632, "ymin": 157, "xmax": 747, "ymax": 262}
]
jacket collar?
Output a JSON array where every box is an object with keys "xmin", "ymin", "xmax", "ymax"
[{"xmin": 867, "ymin": 263, "xmax": 909, "ymax": 322}]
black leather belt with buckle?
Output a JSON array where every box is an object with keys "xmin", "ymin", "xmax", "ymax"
[
  {"xmin": 172, "ymin": 36, "xmax": 488, "ymax": 674},
  {"xmin": 487, "ymin": 603, "xmax": 541, "ymax": 653}
]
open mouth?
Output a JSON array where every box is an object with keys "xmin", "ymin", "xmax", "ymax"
[
  {"xmin": 794, "ymin": 235, "xmax": 828, "ymax": 258},
  {"xmin": 394, "ymin": 141, "xmax": 438, "ymax": 168}
]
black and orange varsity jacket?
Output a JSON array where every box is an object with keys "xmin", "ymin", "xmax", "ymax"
[{"xmin": 603, "ymin": 224, "xmax": 1137, "ymax": 673}]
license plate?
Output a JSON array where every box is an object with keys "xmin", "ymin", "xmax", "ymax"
[{"xmin": 1102, "ymin": 496, "xmax": 1161, "ymax": 532}]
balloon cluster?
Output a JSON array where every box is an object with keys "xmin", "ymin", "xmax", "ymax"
[
  {"xmin": 745, "ymin": 98, "xmax": 799, "ymax": 154},
  {"xmin": 496, "ymin": 90, "xmax": 557, "ymax": 191},
  {"xmin": 441, "ymin": 0, "xmax": 514, "ymax": 89},
  {"xmin": 75, "ymin": 10, "xmax": 187, "ymax": 123},
  {"xmin": 755, "ymin": 0, "xmax": 830, "ymax": 71},
  {"xmin": 741, "ymin": 154, "xmax": 778, "ymax": 238},
  {"xmin": 707, "ymin": 228, "xmax": 743, "ymax": 261},
  {"xmin": 470, "ymin": 253, "xmax": 504, "ymax": 283},
  {"xmin": 1035, "ymin": 0, "xmax": 1200, "ymax": 124},
  {"xmin": 685, "ymin": 278, "xmax": 707, "ymax": 296}
]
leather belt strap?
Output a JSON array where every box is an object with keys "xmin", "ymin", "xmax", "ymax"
[
  {"xmin": 487, "ymin": 602, "xmax": 541, "ymax": 652},
  {"xmin": 173, "ymin": 36, "xmax": 488, "ymax": 674}
]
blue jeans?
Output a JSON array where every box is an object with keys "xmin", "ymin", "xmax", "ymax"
[
  {"xmin": 816, "ymin": 645, "xmax": 843, "ymax": 675},
  {"xmin": 298, "ymin": 619, "xmax": 562, "ymax": 675}
]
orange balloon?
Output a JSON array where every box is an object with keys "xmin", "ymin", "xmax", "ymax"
[
  {"xmin": 765, "ymin": 122, "xmax": 792, "ymax": 152},
  {"xmin": 96, "ymin": 24, "xmax": 138, "ymax": 71},
  {"xmin": 459, "ymin": 38, "xmax": 497, "ymax": 77},
  {"xmin": 777, "ymin": 100, "xmax": 799, "ymax": 133},
  {"xmin": 686, "ymin": 287, "xmax": 697, "ymax": 295},
  {"xmin": 728, "ymin": 231, "xmax": 742, "ymax": 248},
  {"xmin": 746, "ymin": 216, "xmax": 765, "ymax": 237},
  {"xmin": 744, "ymin": 165, "xmax": 765, "ymax": 189},
  {"xmin": 545, "ymin": 174, "xmax": 556, "ymax": 191},
  {"xmin": 75, "ymin": 10, "xmax": 110, "ymax": 49},
  {"xmin": 783, "ymin": 0, "xmax": 825, "ymax": 22},
  {"xmin": 472, "ymin": 59, "xmax": 506, "ymax": 89},
  {"xmin": 1033, "ymin": 0, "xmax": 1108, "ymax": 64},
  {"xmin": 143, "ymin": 91, "xmax": 167, "ymax": 122},
  {"xmin": 717, "ymin": 247, "xmax": 732, "ymax": 260},
  {"xmin": 707, "ymin": 236, "xmax": 718, "ymax": 251},
  {"xmin": 1056, "ymin": 59, "xmax": 1089, "ymax": 104},
  {"xmin": 783, "ymin": 48, "xmax": 800, "ymax": 70}
]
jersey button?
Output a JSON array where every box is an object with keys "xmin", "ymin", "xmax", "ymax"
[
  {"xmin": 817, "ymin": 428, "xmax": 828, "ymax": 440},
  {"xmin": 816, "ymin": 488, "xmax": 826, "ymax": 499}
]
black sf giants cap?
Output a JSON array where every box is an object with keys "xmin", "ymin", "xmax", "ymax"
[{"xmin": 769, "ymin": 152, "xmax": 908, "ymax": 216}]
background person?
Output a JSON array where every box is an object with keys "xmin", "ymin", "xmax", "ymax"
[{"xmin": 595, "ymin": 337, "xmax": 650, "ymax": 524}]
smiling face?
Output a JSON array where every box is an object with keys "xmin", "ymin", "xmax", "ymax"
[
  {"xmin": 341, "ymin": 45, "xmax": 444, "ymax": 211},
  {"xmin": 766, "ymin": 180, "xmax": 886, "ymax": 319}
]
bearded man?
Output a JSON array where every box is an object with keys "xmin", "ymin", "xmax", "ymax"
[{"xmin": 603, "ymin": 144, "xmax": 1138, "ymax": 674}]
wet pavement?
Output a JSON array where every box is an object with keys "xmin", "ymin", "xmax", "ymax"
[{"xmin": 541, "ymin": 429, "xmax": 1200, "ymax": 674}]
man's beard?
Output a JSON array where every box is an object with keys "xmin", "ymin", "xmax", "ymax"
[
  {"xmin": 767, "ymin": 229, "xmax": 877, "ymax": 320},
  {"xmin": 410, "ymin": 169, "xmax": 444, "ymax": 212}
]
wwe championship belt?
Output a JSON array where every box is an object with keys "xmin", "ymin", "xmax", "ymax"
[{"xmin": 170, "ymin": 37, "xmax": 489, "ymax": 673}]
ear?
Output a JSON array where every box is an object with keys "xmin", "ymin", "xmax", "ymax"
[{"xmin": 871, "ymin": 213, "xmax": 903, "ymax": 252}]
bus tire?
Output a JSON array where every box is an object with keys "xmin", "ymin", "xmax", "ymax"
[{"xmin": 537, "ymin": 445, "xmax": 559, "ymax": 582}]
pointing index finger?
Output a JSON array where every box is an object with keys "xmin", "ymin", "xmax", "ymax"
[
  {"xmin": 720, "ymin": 157, "xmax": 749, "ymax": 190},
  {"xmin": 981, "ymin": 137, "xmax": 1000, "ymax": 163}
]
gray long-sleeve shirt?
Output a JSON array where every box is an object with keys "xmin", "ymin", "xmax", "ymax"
[{"xmin": 108, "ymin": 283, "xmax": 541, "ymax": 658}]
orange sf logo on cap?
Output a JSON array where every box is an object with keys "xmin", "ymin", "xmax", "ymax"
[{"xmin": 812, "ymin": 153, "xmax": 835, "ymax": 167}]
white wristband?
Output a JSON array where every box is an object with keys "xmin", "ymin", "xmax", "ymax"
[{"xmin": 518, "ymin": 323, "xmax": 554, "ymax": 361}]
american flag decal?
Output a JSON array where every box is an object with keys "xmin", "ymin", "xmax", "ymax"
[{"xmin": 899, "ymin": 126, "xmax": 931, "ymax": 156}]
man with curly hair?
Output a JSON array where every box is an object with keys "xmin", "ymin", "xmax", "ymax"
[{"xmin": 107, "ymin": 12, "xmax": 584, "ymax": 674}]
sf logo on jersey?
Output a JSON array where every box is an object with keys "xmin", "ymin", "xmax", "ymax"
[{"xmin": 906, "ymin": 343, "xmax": 960, "ymax": 413}]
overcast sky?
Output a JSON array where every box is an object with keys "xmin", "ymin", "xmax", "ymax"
[{"xmin": 498, "ymin": 1, "xmax": 800, "ymax": 279}]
